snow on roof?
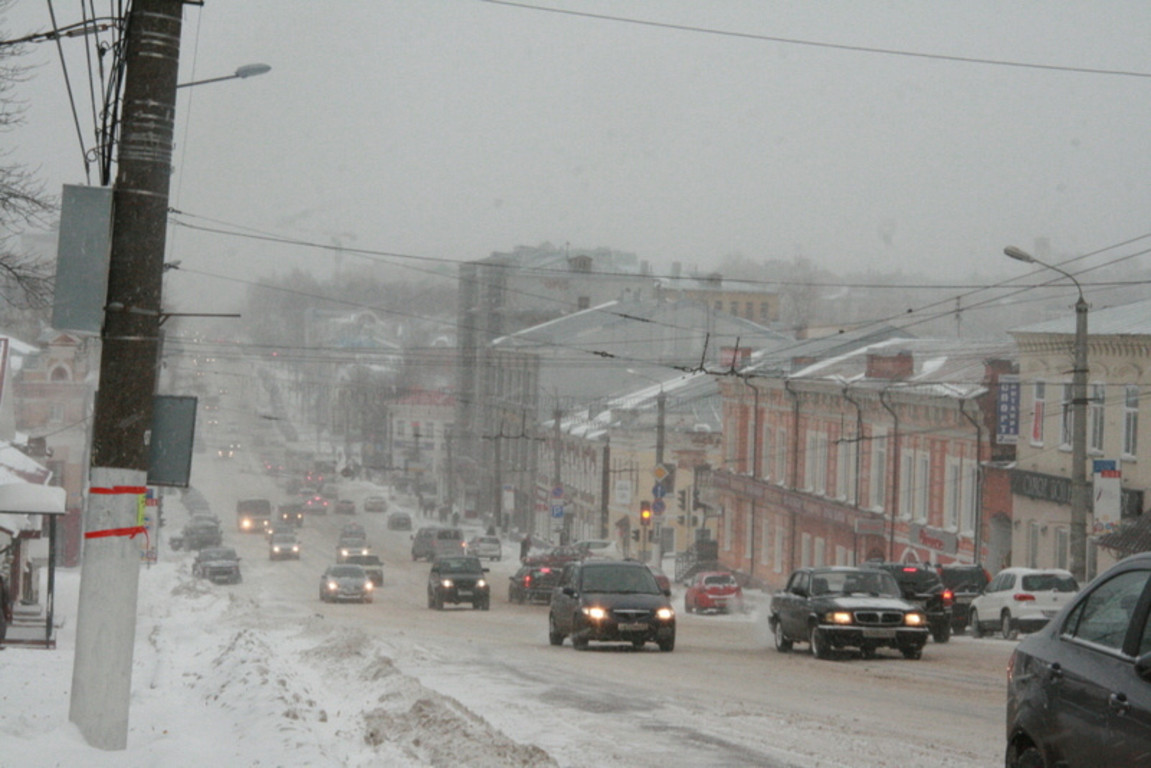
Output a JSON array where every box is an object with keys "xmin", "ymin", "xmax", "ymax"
[{"xmin": 1012, "ymin": 296, "xmax": 1151, "ymax": 337}]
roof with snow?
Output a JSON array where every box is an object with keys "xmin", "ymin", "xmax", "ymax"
[{"xmin": 1011, "ymin": 297, "xmax": 1151, "ymax": 337}]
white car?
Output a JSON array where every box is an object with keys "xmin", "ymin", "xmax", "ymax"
[
  {"xmin": 969, "ymin": 567, "xmax": 1079, "ymax": 639},
  {"xmin": 466, "ymin": 536, "xmax": 502, "ymax": 561},
  {"xmin": 573, "ymin": 539, "xmax": 623, "ymax": 560}
]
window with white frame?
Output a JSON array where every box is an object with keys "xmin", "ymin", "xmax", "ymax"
[
  {"xmin": 805, "ymin": 432, "xmax": 828, "ymax": 495},
  {"xmin": 761, "ymin": 423, "xmax": 772, "ymax": 480},
  {"xmin": 773, "ymin": 523, "xmax": 784, "ymax": 572},
  {"xmin": 899, "ymin": 452, "xmax": 915, "ymax": 520},
  {"xmin": 800, "ymin": 532, "xmax": 812, "ymax": 567},
  {"xmin": 961, "ymin": 462, "xmax": 977, "ymax": 533},
  {"xmin": 871, "ymin": 431, "xmax": 887, "ymax": 510},
  {"xmin": 1028, "ymin": 522, "xmax": 1040, "ymax": 569},
  {"xmin": 1089, "ymin": 384, "xmax": 1105, "ymax": 454},
  {"xmin": 837, "ymin": 436, "xmax": 856, "ymax": 504},
  {"xmin": 1031, "ymin": 381, "xmax": 1046, "ymax": 445},
  {"xmin": 1054, "ymin": 527, "xmax": 1069, "ymax": 570},
  {"xmin": 814, "ymin": 537, "xmax": 826, "ymax": 567},
  {"xmin": 1060, "ymin": 383, "xmax": 1073, "ymax": 449},
  {"xmin": 915, "ymin": 452, "xmax": 930, "ymax": 523},
  {"xmin": 761, "ymin": 519, "xmax": 770, "ymax": 565},
  {"xmin": 1124, "ymin": 385, "xmax": 1139, "ymax": 459},
  {"xmin": 944, "ymin": 458, "xmax": 961, "ymax": 530},
  {"xmin": 835, "ymin": 544, "xmax": 848, "ymax": 565},
  {"xmin": 723, "ymin": 509, "xmax": 733, "ymax": 551},
  {"xmin": 776, "ymin": 428, "xmax": 788, "ymax": 486},
  {"xmin": 744, "ymin": 509, "xmax": 753, "ymax": 560}
]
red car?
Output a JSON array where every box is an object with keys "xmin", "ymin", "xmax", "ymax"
[{"xmin": 684, "ymin": 571, "xmax": 744, "ymax": 613}]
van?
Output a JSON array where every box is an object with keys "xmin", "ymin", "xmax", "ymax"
[
  {"xmin": 411, "ymin": 527, "xmax": 439, "ymax": 561},
  {"xmin": 432, "ymin": 528, "xmax": 466, "ymax": 559}
]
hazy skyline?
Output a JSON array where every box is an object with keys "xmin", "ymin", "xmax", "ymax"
[{"xmin": 6, "ymin": 2, "xmax": 1151, "ymax": 313}]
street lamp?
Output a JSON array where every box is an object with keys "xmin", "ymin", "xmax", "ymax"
[
  {"xmin": 1004, "ymin": 245, "xmax": 1090, "ymax": 582},
  {"xmin": 177, "ymin": 62, "xmax": 271, "ymax": 89}
]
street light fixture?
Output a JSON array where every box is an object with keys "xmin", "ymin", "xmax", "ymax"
[
  {"xmin": 177, "ymin": 62, "xmax": 271, "ymax": 89},
  {"xmin": 1004, "ymin": 245, "xmax": 1090, "ymax": 582}
]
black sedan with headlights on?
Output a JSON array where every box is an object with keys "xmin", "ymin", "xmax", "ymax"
[
  {"xmin": 268, "ymin": 532, "xmax": 301, "ymax": 560},
  {"xmin": 318, "ymin": 564, "xmax": 374, "ymax": 603},
  {"xmin": 769, "ymin": 566, "xmax": 929, "ymax": 660},
  {"xmin": 427, "ymin": 556, "xmax": 491, "ymax": 610},
  {"xmin": 548, "ymin": 559, "xmax": 676, "ymax": 651}
]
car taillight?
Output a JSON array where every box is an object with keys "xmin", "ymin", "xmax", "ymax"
[
  {"xmin": 902, "ymin": 566, "xmax": 917, "ymax": 572},
  {"xmin": 942, "ymin": 588, "xmax": 954, "ymax": 607},
  {"xmin": 524, "ymin": 575, "xmax": 532, "ymax": 587},
  {"xmin": 1013, "ymin": 593, "xmax": 1036, "ymax": 602}
]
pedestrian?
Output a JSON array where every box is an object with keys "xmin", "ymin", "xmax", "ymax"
[
  {"xmin": 0, "ymin": 575, "xmax": 11, "ymax": 649},
  {"xmin": 519, "ymin": 534, "xmax": 531, "ymax": 562}
]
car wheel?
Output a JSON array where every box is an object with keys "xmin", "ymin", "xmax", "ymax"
[
  {"xmin": 572, "ymin": 631, "xmax": 589, "ymax": 650},
  {"xmin": 435, "ymin": 593, "xmax": 444, "ymax": 611},
  {"xmin": 548, "ymin": 614, "xmax": 565, "ymax": 646},
  {"xmin": 481, "ymin": 599, "xmax": 490, "ymax": 611},
  {"xmin": 658, "ymin": 635, "xmax": 675, "ymax": 652},
  {"xmin": 900, "ymin": 645, "xmax": 923, "ymax": 660},
  {"xmin": 970, "ymin": 609, "xmax": 984, "ymax": 638},
  {"xmin": 427, "ymin": 590, "xmax": 434, "ymax": 609},
  {"xmin": 1001, "ymin": 611, "xmax": 1017, "ymax": 640},
  {"xmin": 772, "ymin": 617, "xmax": 792, "ymax": 653},
  {"xmin": 809, "ymin": 625, "xmax": 831, "ymax": 660},
  {"xmin": 1011, "ymin": 745, "xmax": 1047, "ymax": 768},
  {"xmin": 932, "ymin": 621, "xmax": 951, "ymax": 644}
]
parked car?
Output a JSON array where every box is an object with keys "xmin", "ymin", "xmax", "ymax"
[
  {"xmin": 268, "ymin": 532, "xmax": 301, "ymax": 560},
  {"xmin": 508, "ymin": 565, "xmax": 561, "ymax": 604},
  {"xmin": 387, "ymin": 511, "xmax": 412, "ymax": 531},
  {"xmin": 937, "ymin": 563, "xmax": 991, "ymax": 633},
  {"xmin": 870, "ymin": 562, "xmax": 954, "ymax": 643},
  {"xmin": 647, "ymin": 564, "xmax": 672, "ymax": 594},
  {"xmin": 769, "ymin": 566, "xmax": 929, "ymax": 660},
  {"xmin": 684, "ymin": 571, "xmax": 744, "ymax": 614},
  {"xmin": 179, "ymin": 518, "xmax": 222, "ymax": 550},
  {"xmin": 427, "ymin": 556, "xmax": 491, "ymax": 610},
  {"xmin": 344, "ymin": 554, "xmax": 384, "ymax": 586},
  {"xmin": 364, "ymin": 496, "xmax": 389, "ymax": 514},
  {"xmin": 1005, "ymin": 553, "xmax": 1151, "ymax": 768},
  {"xmin": 277, "ymin": 503, "xmax": 304, "ymax": 528},
  {"xmin": 336, "ymin": 536, "xmax": 371, "ymax": 563},
  {"xmin": 319, "ymin": 564, "xmax": 374, "ymax": 603},
  {"xmin": 548, "ymin": 559, "xmax": 676, "ymax": 651},
  {"xmin": 335, "ymin": 499, "xmax": 356, "ymax": 515},
  {"xmin": 524, "ymin": 545, "xmax": 585, "ymax": 569},
  {"xmin": 466, "ymin": 536, "xmax": 502, "ymax": 561},
  {"xmin": 970, "ymin": 567, "xmax": 1079, "ymax": 639},
  {"xmin": 192, "ymin": 547, "xmax": 242, "ymax": 584}
]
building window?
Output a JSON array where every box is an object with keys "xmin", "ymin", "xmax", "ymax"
[
  {"xmin": 1031, "ymin": 382, "xmax": 1046, "ymax": 445},
  {"xmin": 814, "ymin": 537, "xmax": 826, "ymax": 567},
  {"xmin": 961, "ymin": 462, "xmax": 976, "ymax": 533},
  {"xmin": 746, "ymin": 414, "xmax": 756, "ymax": 475},
  {"xmin": 745, "ymin": 302, "xmax": 754, "ymax": 318},
  {"xmin": 944, "ymin": 459, "xmax": 960, "ymax": 530},
  {"xmin": 759, "ymin": 302, "xmax": 769, "ymax": 321},
  {"xmin": 577, "ymin": 296, "xmax": 590, "ymax": 310},
  {"xmin": 915, "ymin": 452, "xmax": 930, "ymax": 523},
  {"xmin": 776, "ymin": 428, "xmax": 788, "ymax": 486},
  {"xmin": 1124, "ymin": 385, "xmax": 1139, "ymax": 459},
  {"xmin": 1054, "ymin": 527, "xmax": 1069, "ymax": 570},
  {"xmin": 837, "ymin": 436, "xmax": 856, "ymax": 504},
  {"xmin": 761, "ymin": 424, "xmax": 772, "ymax": 480},
  {"xmin": 714, "ymin": 301, "xmax": 723, "ymax": 312},
  {"xmin": 1028, "ymin": 522, "xmax": 1040, "ymax": 569},
  {"xmin": 805, "ymin": 432, "xmax": 827, "ymax": 495},
  {"xmin": 730, "ymin": 302, "xmax": 738, "ymax": 315},
  {"xmin": 899, "ymin": 452, "xmax": 915, "ymax": 520},
  {"xmin": 871, "ymin": 431, "xmax": 886, "ymax": 511},
  {"xmin": 773, "ymin": 524, "xmax": 785, "ymax": 572},
  {"xmin": 1060, "ymin": 383, "xmax": 1074, "ymax": 450},
  {"xmin": 835, "ymin": 545, "xmax": 848, "ymax": 566},
  {"xmin": 1089, "ymin": 384, "xmax": 1105, "ymax": 454},
  {"xmin": 761, "ymin": 518, "xmax": 770, "ymax": 565},
  {"xmin": 723, "ymin": 509, "xmax": 733, "ymax": 552},
  {"xmin": 800, "ymin": 532, "xmax": 812, "ymax": 568}
]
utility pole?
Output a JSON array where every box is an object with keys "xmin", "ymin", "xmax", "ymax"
[
  {"xmin": 552, "ymin": 401, "xmax": 562, "ymax": 542},
  {"xmin": 69, "ymin": 1, "xmax": 182, "ymax": 750}
]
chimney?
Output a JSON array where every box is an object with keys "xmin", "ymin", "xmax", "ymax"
[{"xmin": 866, "ymin": 351, "xmax": 914, "ymax": 380}]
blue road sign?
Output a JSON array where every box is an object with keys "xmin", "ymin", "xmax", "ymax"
[
  {"xmin": 652, "ymin": 483, "xmax": 665, "ymax": 498},
  {"xmin": 551, "ymin": 504, "xmax": 564, "ymax": 519},
  {"xmin": 652, "ymin": 499, "xmax": 666, "ymax": 515}
]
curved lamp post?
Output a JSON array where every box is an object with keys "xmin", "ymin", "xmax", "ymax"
[
  {"xmin": 177, "ymin": 62, "xmax": 271, "ymax": 89},
  {"xmin": 1004, "ymin": 245, "xmax": 1089, "ymax": 582}
]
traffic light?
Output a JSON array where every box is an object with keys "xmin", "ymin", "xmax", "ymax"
[
  {"xmin": 640, "ymin": 501, "xmax": 652, "ymax": 526},
  {"xmin": 677, "ymin": 489, "xmax": 687, "ymax": 511},
  {"xmin": 631, "ymin": 530, "xmax": 640, "ymax": 542}
]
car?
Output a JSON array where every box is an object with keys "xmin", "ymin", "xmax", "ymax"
[
  {"xmin": 336, "ymin": 535, "xmax": 371, "ymax": 563},
  {"xmin": 411, "ymin": 527, "xmax": 440, "ymax": 561},
  {"xmin": 340, "ymin": 523, "xmax": 366, "ymax": 539},
  {"xmin": 937, "ymin": 563, "xmax": 991, "ymax": 633},
  {"xmin": 427, "ymin": 556, "xmax": 491, "ymax": 610},
  {"xmin": 387, "ymin": 511, "xmax": 412, "ymax": 531},
  {"xmin": 646, "ymin": 564, "xmax": 672, "ymax": 594},
  {"xmin": 769, "ymin": 566, "xmax": 930, "ymax": 660},
  {"xmin": 363, "ymin": 496, "xmax": 389, "ymax": 513},
  {"xmin": 319, "ymin": 564, "xmax": 374, "ymax": 603},
  {"xmin": 268, "ymin": 532, "xmax": 301, "ymax": 560},
  {"xmin": 548, "ymin": 559, "xmax": 676, "ymax": 651},
  {"xmin": 335, "ymin": 499, "xmax": 356, "ymax": 515},
  {"xmin": 870, "ymin": 562, "xmax": 954, "ymax": 643},
  {"xmin": 236, "ymin": 498, "xmax": 273, "ymax": 533},
  {"xmin": 466, "ymin": 536, "xmax": 502, "ymax": 561},
  {"xmin": 508, "ymin": 565, "xmax": 562, "ymax": 604},
  {"xmin": 192, "ymin": 547, "xmax": 242, "ymax": 584},
  {"xmin": 970, "ymin": 567, "xmax": 1079, "ymax": 639},
  {"xmin": 684, "ymin": 571, "xmax": 744, "ymax": 614},
  {"xmin": 344, "ymin": 554, "xmax": 384, "ymax": 586},
  {"xmin": 179, "ymin": 518, "xmax": 222, "ymax": 550},
  {"xmin": 524, "ymin": 545, "xmax": 585, "ymax": 569},
  {"xmin": 1005, "ymin": 553, "xmax": 1151, "ymax": 768},
  {"xmin": 277, "ymin": 503, "xmax": 304, "ymax": 528},
  {"xmin": 303, "ymin": 494, "xmax": 329, "ymax": 514},
  {"xmin": 573, "ymin": 539, "xmax": 623, "ymax": 560}
]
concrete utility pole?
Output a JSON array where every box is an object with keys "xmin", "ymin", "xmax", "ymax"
[{"xmin": 70, "ymin": 1, "xmax": 182, "ymax": 750}]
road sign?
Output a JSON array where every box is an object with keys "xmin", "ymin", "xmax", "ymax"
[
  {"xmin": 652, "ymin": 499, "xmax": 666, "ymax": 515},
  {"xmin": 652, "ymin": 483, "xmax": 665, "ymax": 498},
  {"xmin": 552, "ymin": 486, "xmax": 564, "ymax": 499},
  {"xmin": 652, "ymin": 464, "xmax": 669, "ymax": 481},
  {"xmin": 551, "ymin": 504, "xmax": 564, "ymax": 519}
]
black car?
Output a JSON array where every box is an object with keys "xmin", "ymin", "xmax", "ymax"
[
  {"xmin": 870, "ymin": 562, "xmax": 954, "ymax": 643},
  {"xmin": 336, "ymin": 535, "xmax": 370, "ymax": 563},
  {"xmin": 277, "ymin": 503, "xmax": 304, "ymax": 528},
  {"xmin": 427, "ymin": 556, "xmax": 491, "ymax": 610},
  {"xmin": 769, "ymin": 566, "xmax": 929, "ymax": 660},
  {"xmin": 268, "ymin": 532, "xmax": 301, "ymax": 560},
  {"xmin": 180, "ymin": 519, "xmax": 222, "ymax": 550},
  {"xmin": 548, "ymin": 560, "xmax": 676, "ymax": 651},
  {"xmin": 936, "ymin": 563, "xmax": 990, "ymax": 634},
  {"xmin": 387, "ymin": 512, "xmax": 412, "ymax": 531},
  {"xmin": 508, "ymin": 565, "xmax": 561, "ymax": 604},
  {"xmin": 192, "ymin": 547, "xmax": 242, "ymax": 584},
  {"xmin": 1006, "ymin": 553, "xmax": 1151, "ymax": 768}
]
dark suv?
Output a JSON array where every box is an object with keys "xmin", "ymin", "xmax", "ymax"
[
  {"xmin": 937, "ymin": 563, "xmax": 990, "ymax": 634},
  {"xmin": 427, "ymin": 556, "xmax": 491, "ymax": 610},
  {"xmin": 871, "ymin": 562, "xmax": 953, "ymax": 643},
  {"xmin": 548, "ymin": 560, "xmax": 676, "ymax": 652}
]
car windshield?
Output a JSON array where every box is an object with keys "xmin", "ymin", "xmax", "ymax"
[
  {"xmin": 328, "ymin": 566, "xmax": 364, "ymax": 578},
  {"xmin": 810, "ymin": 570, "xmax": 901, "ymax": 598},
  {"xmin": 437, "ymin": 558, "xmax": 483, "ymax": 573},
  {"xmin": 703, "ymin": 574, "xmax": 737, "ymax": 587},
  {"xmin": 201, "ymin": 548, "xmax": 237, "ymax": 561},
  {"xmin": 581, "ymin": 565, "xmax": 660, "ymax": 594},
  {"xmin": 348, "ymin": 556, "xmax": 381, "ymax": 566},
  {"xmin": 271, "ymin": 535, "xmax": 296, "ymax": 544},
  {"xmin": 1022, "ymin": 573, "xmax": 1078, "ymax": 592}
]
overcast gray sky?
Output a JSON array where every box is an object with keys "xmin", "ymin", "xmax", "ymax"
[{"xmin": 6, "ymin": 1, "xmax": 1151, "ymax": 312}]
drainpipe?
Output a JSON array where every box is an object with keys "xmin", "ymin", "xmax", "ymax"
[
  {"xmin": 741, "ymin": 374, "xmax": 761, "ymax": 583},
  {"xmin": 784, "ymin": 378, "xmax": 800, "ymax": 571},
  {"xmin": 843, "ymin": 382, "xmax": 865, "ymax": 564},
  {"xmin": 959, "ymin": 395, "xmax": 984, "ymax": 566},
  {"xmin": 879, "ymin": 386, "xmax": 901, "ymax": 562}
]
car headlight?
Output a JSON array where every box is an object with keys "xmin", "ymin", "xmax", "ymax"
[
  {"xmin": 327, "ymin": 581, "xmax": 338, "ymax": 591},
  {"xmin": 273, "ymin": 546, "xmax": 281, "ymax": 553},
  {"xmin": 656, "ymin": 607, "xmax": 675, "ymax": 621},
  {"xmin": 583, "ymin": 606, "xmax": 607, "ymax": 621},
  {"xmin": 904, "ymin": 612, "xmax": 926, "ymax": 627},
  {"xmin": 441, "ymin": 579, "xmax": 454, "ymax": 588},
  {"xmin": 477, "ymin": 579, "xmax": 487, "ymax": 588},
  {"xmin": 292, "ymin": 545, "xmax": 299, "ymax": 552},
  {"xmin": 826, "ymin": 611, "xmax": 854, "ymax": 625},
  {"xmin": 241, "ymin": 519, "xmax": 251, "ymax": 529},
  {"xmin": 364, "ymin": 581, "xmax": 374, "ymax": 591},
  {"xmin": 341, "ymin": 549, "xmax": 349, "ymax": 556}
]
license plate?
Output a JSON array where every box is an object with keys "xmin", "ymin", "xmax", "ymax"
[
  {"xmin": 458, "ymin": 590, "xmax": 473, "ymax": 597},
  {"xmin": 862, "ymin": 628, "xmax": 896, "ymax": 639},
  {"xmin": 619, "ymin": 622, "xmax": 647, "ymax": 632}
]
